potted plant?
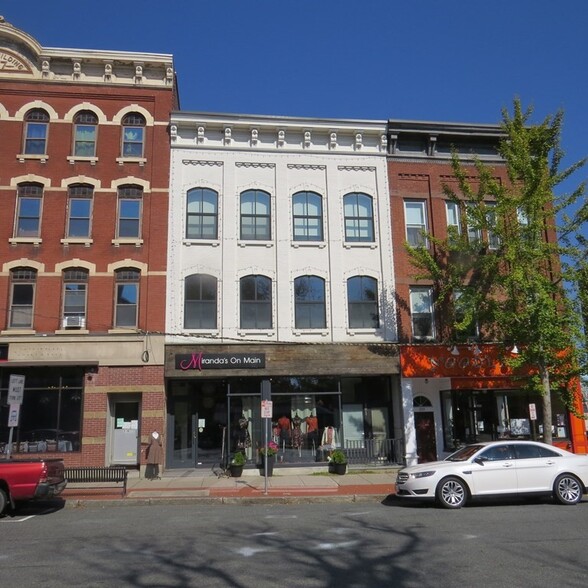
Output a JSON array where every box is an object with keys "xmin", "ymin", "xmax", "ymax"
[
  {"xmin": 258, "ymin": 441, "xmax": 278, "ymax": 476},
  {"xmin": 228, "ymin": 451, "xmax": 246, "ymax": 477},
  {"xmin": 328, "ymin": 449, "xmax": 348, "ymax": 475}
]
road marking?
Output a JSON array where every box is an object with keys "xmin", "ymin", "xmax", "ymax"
[
  {"xmin": 1, "ymin": 515, "xmax": 36, "ymax": 523},
  {"xmin": 315, "ymin": 540, "xmax": 359, "ymax": 550}
]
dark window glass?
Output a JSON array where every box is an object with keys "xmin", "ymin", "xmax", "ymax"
[
  {"xmin": 347, "ymin": 276, "xmax": 379, "ymax": 328},
  {"xmin": 67, "ymin": 184, "xmax": 93, "ymax": 238},
  {"xmin": 294, "ymin": 276, "xmax": 326, "ymax": 329},
  {"xmin": 9, "ymin": 268, "xmax": 36, "ymax": 328},
  {"xmin": 117, "ymin": 186, "xmax": 142, "ymax": 238},
  {"xmin": 115, "ymin": 269, "xmax": 139, "ymax": 328},
  {"xmin": 240, "ymin": 275, "xmax": 272, "ymax": 329},
  {"xmin": 184, "ymin": 274, "xmax": 217, "ymax": 329},
  {"xmin": 16, "ymin": 183, "xmax": 43, "ymax": 237}
]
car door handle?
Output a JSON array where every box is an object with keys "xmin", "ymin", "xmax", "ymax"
[{"xmin": 502, "ymin": 462, "xmax": 514, "ymax": 467}]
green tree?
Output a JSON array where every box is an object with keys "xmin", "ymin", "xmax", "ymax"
[{"xmin": 408, "ymin": 99, "xmax": 587, "ymax": 444}]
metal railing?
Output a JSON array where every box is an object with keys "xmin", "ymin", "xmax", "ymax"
[{"xmin": 343, "ymin": 437, "xmax": 404, "ymax": 466}]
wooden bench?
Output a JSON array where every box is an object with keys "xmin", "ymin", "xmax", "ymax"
[{"xmin": 64, "ymin": 466, "xmax": 128, "ymax": 496}]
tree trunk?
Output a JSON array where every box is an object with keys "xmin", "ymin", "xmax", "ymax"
[{"xmin": 540, "ymin": 363, "xmax": 553, "ymax": 445}]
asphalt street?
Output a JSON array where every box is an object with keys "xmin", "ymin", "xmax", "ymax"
[{"xmin": 1, "ymin": 497, "xmax": 587, "ymax": 587}]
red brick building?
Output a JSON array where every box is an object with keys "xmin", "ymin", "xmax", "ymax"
[
  {"xmin": 387, "ymin": 120, "xmax": 587, "ymax": 463},
  {"xmin": 0, "ymin": 18, "xmax": 177, "ymax": 468}
]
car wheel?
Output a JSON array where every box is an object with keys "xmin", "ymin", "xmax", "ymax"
[
  {"xmin": 437, "ymin": 476, "xmax": 468, "ymax": 509},
  {"xmin": 554, "ymin": 474, "xmax": 583, "ymax": 505},
  {"xmin": 0, "ymin": 488, "xmax": 7, "ymax": 515}
]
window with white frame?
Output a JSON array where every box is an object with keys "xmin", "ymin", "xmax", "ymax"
[
  {"xmin": 240, "ymin": 275, "xmax": 272, "ymax": 329},
  {"xmin": 67, "ymin": 184, "xmax": 93, "ymax": 238},
  {"xmin": 186, "ymin": 188, "xmax": 218, "ymax": 240},
  {"xmin": 343, "ymin": 192, "xmax": 374, "ymax": 242},
  {"xmin": 184, "ymin": 274, "xmax": 217, "ymax": 329},
  {"xmin": 23, "ymin": 109, "xmax": 49, "ymax": 155},
  {"xmin": 62, "ymin": 269, "xmax": 88, "ymax": 329},
  {"xmin": 404, "ymin": 200, "xmax": 428, "ymax": 247},
  {"xmin": 293, "ymin": 191, "xmax": 323, "ymax": 241},
  {"xmin": 465, "ymin": 204, "xmax": 482, "ymax": 244},
  {"xmin": 485, "ymin": 202, "xmax": 500, "ymax": 250},
  {"xmin": 240, "ymin": 190, "xmax": 271, "ymax": 240},
  {"xmin": 121, "ymin": 112, "xmax": 146, "ymax": 158},
  {"xmin": 9, "ymin": 268, "xmax": 36, "ymax": 328},
  {"xmin": 294, "ymin": 276, "xmax": 326, "ymax": 329},
  {"xmin": 410, "ymin": 286, "xmax": 435, "ymax": 340},
  {"xmin": 15, "ymin": 183, "xmax": 43, "ymax": 238},
  {"xmin": 117, "ymin": 185, "xmax": 142, "ymax": 238},
  {"xmin": 347, "ymin": 276, "xmax": 379, "ymax": 328},
  {"xmin": 73, "ymin": 110, "xmax": 98, "ymax": 157},
  {"xmin": 446, "ymin": 201, "xmax": 461, "ymax": 240},
  {"xmin": 114, "ymin": 269, "xmax": 140, "ymax": 328}
]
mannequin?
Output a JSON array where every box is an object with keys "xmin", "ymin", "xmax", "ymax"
[{"xmin": 145, "ymin": 431, "xmax": 163, "ymax": 480}]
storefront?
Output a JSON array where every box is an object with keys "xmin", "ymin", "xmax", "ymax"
[
  {"xmin": 164, "ymin": 343, "xmax": 402, "ymax": 470},
  {"xmin": 400, "ymin": 344, "xmax": 588, "ymax": 464}
]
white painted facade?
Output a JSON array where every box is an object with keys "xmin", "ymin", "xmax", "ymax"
[{"xmin": 167, "ymin": 113, "xmax": 397, "ymax": 345}]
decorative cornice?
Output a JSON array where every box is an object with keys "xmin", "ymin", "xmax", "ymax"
[
  {"xmin": 287, "ymin": 164, "xmax": 326, "ymax": 171},
  {"xmin": 235, "ymin": 162, "xmax": 275, "ymax": 169},
  {"xmin": 181, "ymin": 160, "xmax": 223, "ymax": 167},
  {"xmin": 337, "ymin": 165, "xmax": 376, "ymax": 172}
]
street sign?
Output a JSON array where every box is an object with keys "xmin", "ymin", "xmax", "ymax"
[
  {"xmin": 8, "ymin": 374, "xmax": 25, "ymax": 405},
  {"xmin": 261, "ymin": 400, "xmax": 273, "ymax": 419},
  {"xmin": 529, "ymin": 403, "xmax": 537, "ymax": 421},
  {"xmin": 8, "ymin": 404, "xmax": 20, "ymax": 427}
]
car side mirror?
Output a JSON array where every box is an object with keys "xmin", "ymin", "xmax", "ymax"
[{"xmin": 474, "ymin": 457, "xmax": 485, "ymax": 466}]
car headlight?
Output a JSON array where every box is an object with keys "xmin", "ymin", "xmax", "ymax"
[{"xmin": 411, "ymin": 471, "xmax": 435, "ymax": 479}]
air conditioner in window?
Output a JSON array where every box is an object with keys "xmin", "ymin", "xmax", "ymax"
[{"xmin": 62, "ymin": 316, "xmax": 86, "ymax": 329}]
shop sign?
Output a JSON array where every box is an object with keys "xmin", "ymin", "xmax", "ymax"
[{"xmin": 175, "ymin": 352, "xmax": 266, "ymax": 371}]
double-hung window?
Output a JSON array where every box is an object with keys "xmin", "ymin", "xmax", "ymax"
[
  {"xmin": 410, "ymin": 286, "xmax": 435, "ymax": 340},
  {"xmin": 9, "ymin": 268, "xmax": 37, "ymax": 328},
  {"xmin": 16, "ymin": 183, "xmax": 43, "ymax": 238},
  {"xmin": 114, "ymin": 269, "xmax": 140, "ymax": 328},
  {"xmin": 446, "ymin": 201, "xmax": 461, "ymax": 241},
  {"xmin": 67, "ymin": 184, "xmax": 93, "ymax": 238},
  {"xmin": 186, "ymin": 188, "xmax": 218, "ymax": 239},
  {"xmin": 184, "ymin": 274, "xmax": 217, "ymax": 329},
  {"xmin": 294, "ymin": 276, "xmax": 326, "ymax": 329},
  {"xmin": 121, "ymin": 113, "xmax": 146, "ymax": 158},
  {"xmin": 117, "ymin": 185, "xmax": 142, "ymax": 239},
  {"xmin": 347, "ymin": 276, "xmax": 379, "ymax": 328},
  {"xmin": 343, "ymin": 192, "xmax": 374, "ymax": 242},
  {"xmin": 62, "ymin": 269, "xmax": 88, "ymax": 329},
  {"xmin": 73, "ymin": 110, "xmax": 98, "ymax": 157},
  {"xmin": 404, "ymin": 200, "xmax": 428, "ymax": 247},
  {"xmin": 240, "ymin": 190, "xmax": 271, "ymax": 240},
  {"xmin": 485, "ymin": 202, "xmax": 500, "ymax": 250},
  {"xmin": 240, "ymin": 275, "xmax": 272, "ymax": 329},
  {"xmin": 293, "ymin": 191, "xmax": 323, "ymax": 241},
  {"xmin": 23, "ymin": 109, "xmax": 49, "ymax": 155}
]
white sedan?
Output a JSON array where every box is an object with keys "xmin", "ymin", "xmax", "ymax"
[{"xmin": 395, "ymin": 440, "xmax": 588, "ymax": 509}]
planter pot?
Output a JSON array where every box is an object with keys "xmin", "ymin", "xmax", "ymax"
[
  {"xmin": 229, "ymin": 464, "xmax": 244, "ymax": 478},
  {"xmin": 260, "ymin": 455, "xmax": 275, "ymax": 477},
  {"xmin": 329, "ymin": 462, "xmax": 347, "ymax": 475}
]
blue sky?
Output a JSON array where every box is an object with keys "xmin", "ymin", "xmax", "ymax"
[{"xmin": 3, "ymin": 0, "xmax": 587, "ymax": 225}]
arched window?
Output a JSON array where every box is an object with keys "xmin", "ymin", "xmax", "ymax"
[
  {"xmin": 186, "ymin": 188, "xmax": 218, "ymax": 239},
  {"xmin": 62, "ymin": 268, "xmax": 88, "ymax": 329},
  {"xmin": 413, "ymin": 396, "xmax": 433, "ymax": 408},
  {"xmin": 73, "ymin": 110, "xmax": 98, "ymax": 157},
  {"xmin": 23, "ymin": 108, "xmax": 49, "ymax": 155},
  {"xmin": 114, "ymin": 268, "xmax": 140, "ymax": 328},
  {"xmin": 16, "ymin": 183, "xmax": 43, "ymax": 238},
  {"xmin": 294, "ymin": 276, "xmax": 326, "ymax": 329},
  {"xmin": 9, "ymin": 267, "xmax": 37, "ymax": 328},
  {"xmin": 343, "ymin": 192, "xmax": 374, "ymax": 242},
  {"xmin": 347, "ymin": 276, "xmax": 379, "ymax": 328},
  {"xmin": 293, "ymin": 191, "xmax": 323, "ymax": 241},
  {"xmin": 121, "ymin": 112, "xmax": 146, "ymax": 157},
  {"xmin": 240, "ymin": 275, "xmax": 272, "ymax": 329},
  {"xmin": 184, "ymin": 274, "xmax": 217, "ymax": 329},
  {"xmin": 240, "ymin": 190, "xmax": 271, "ymax": 240},
  {"xmin": 117, "ymin": 185, "xmax": 143, "ymax": 238},
  {"xmin": 67, "ymin": 184, "xmax": 93, "ymax": 238}
]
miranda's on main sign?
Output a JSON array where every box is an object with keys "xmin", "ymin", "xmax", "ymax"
[{"xmin": 175, "ymin": 352, "xmax": 266, "ymax": 371}]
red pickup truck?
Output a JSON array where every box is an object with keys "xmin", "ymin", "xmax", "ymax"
[{"xmin": 0, "ymin": 458, "xmax": 67, "ymax": 514}]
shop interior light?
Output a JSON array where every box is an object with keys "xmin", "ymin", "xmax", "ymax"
[
  {"xmin": 449, "ymin": 345, "xmax": 460, "ymax": 356},
  {"xmin": 511, "ymin": 344, "xmax": 519, "ymax": 355}
]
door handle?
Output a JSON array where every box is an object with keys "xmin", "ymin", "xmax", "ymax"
[{"xmin": 503, "ymin": 462, "xmax": 514, "ymax": 467}]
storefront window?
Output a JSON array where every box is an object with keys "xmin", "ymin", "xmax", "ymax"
[
  {"xmin": 441, "ymin": 388, "xmax": 570, "ymax": 451},
  {"xmin": 0, "ymin": 367, "xmax": 84, "ymax": 454}
]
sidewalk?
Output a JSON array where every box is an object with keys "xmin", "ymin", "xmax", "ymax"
[{"xmin": 60, "ymin": 465, "xmax": 400, "ymax": 506}]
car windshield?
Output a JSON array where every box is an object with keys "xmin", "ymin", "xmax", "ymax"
[{"xmin": 445, "ymin": 444, "xmax": 484, "ymax": 462}]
